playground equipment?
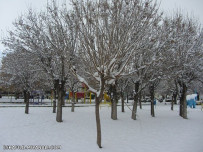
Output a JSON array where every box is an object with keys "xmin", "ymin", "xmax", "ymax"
[
  {"xmin": 186, "ymin": 94, "xmax": 197, "ymax": 108},
  {"xmin": 104, "ymin": 92, "xmax": 110, "ymax": 103},
  {"xmin": 67, "ymin": 90, "xmax": 94, "ymax": 104},
  {"xmin": 100, "ymin": 92, "xmax": 111, "ymax": 109}
]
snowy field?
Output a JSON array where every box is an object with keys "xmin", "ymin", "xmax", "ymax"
[{"xmin": 0, "ymin": 102, "xmax": 203, "ymax": 152}]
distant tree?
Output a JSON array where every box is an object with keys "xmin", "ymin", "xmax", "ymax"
[
  {"xmin": 66, "ymin": 73, "xmax": 79, "ymax": 112},
  {"xmin": 163, "ymin": 13, "xmax": 203, "ymax": 119},
  {"xmin": 2, "ymin": 1, "xmax": 77, "ymax": 122},
  {"xmin": 129, "ymin": 17, "xmax": 168, "ymax": 119},
  {"xmin": 156, "ymin": 79, "xmax": 179, "ymax": 110},
  {"xmin": 1, "ymin": 49, "xmax": 42, "ymax": 114},
  {"xmin": 117, "ymin": 77, "xmax": 130, "ymax": 112}
]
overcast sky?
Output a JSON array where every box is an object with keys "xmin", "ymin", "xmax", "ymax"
[{"xmin": 0, "ymin": 0, "xmax": 203, "ymax": 59}]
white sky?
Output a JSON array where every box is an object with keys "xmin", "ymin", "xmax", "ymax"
[{"xmin": 0, "ymin": 0, "xmax": 203, "ymax": 59}]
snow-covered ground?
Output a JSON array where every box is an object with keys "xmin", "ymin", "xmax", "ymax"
[{"xmin": 0, "ymin": 101, "xmax": 203, "ymax": 152}]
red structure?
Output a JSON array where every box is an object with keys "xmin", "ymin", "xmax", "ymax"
[{"xmin": 69, "ymin": 92, "xmax": 84, "ymax": 99}]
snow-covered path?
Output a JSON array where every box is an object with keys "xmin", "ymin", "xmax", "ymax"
[{"xmin": 0, "ymin": 104, "xmax": 202, "ymax": 152}]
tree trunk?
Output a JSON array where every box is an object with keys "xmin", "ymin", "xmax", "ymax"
[
  {"xmin": 179, "ymin": 93, "xmax": 183, "ymax": 117},
  {"xmin": 95, "ymin": 97, "xmax": 102, "ymax": 148},
  {"xmin": 174, "ymin": 93, "xmax": 177, "ymax": 104},
  {"xmin": 71, "ymin": 91, "xmax": 75, "ymax": 112},
  {"xmin": 111, "ymin": 101, "xmax": 117, "ymax": 120},
  {"xmin": 131, "ymin": 95, "xmax": 138, "ymax": 120},
  {"xmin": 53, "ymin": 89, "xmax": 56, "ymax": 113},
  {"xmin": 174, "ymin": 80, "xmax": 178, "ymax": 104},
  {"xmin": 131, "ymin": 82, "xmax": 139, "ymax": 120},
  {"xmin": 53, "ymin": 80, "xmax": 59, "ymax": 113},
  {"xmin": 150, "ymin": 84, "xmax": 155, "ymax": 117},
  {"xmin": 126, "ymin": 92, "xmax": 129, "ymax": 103},
  {"xmin": 111, "ymin": 84, "xmax": 117, "ymax": 120},
  {"xmin": 121, "ymin": 92, "xmax": 125, "ymax": 112},
  {"xmin": 182, "ymin": 83, "xmax": 187, "ymax": 119},
  {"xmin": 94, "ymin": 76, "xmax": 105, "ymax": 148},
  {"xmin": 56, "ymin": 85, "xmax": 63, "ymax": 122},
  {"xmin": 62, "ymin": 88, "xmax": 65, "ymax": 106},
  {"xmin": 56, "ymin": 80, "xmax": 65, "ymax": 122},
  {"xmin": 139, "ymin": 91, "xmax": 142, "ymax": 109},
  {"xmin": 178, "ymin": 80, "xmax": 187, "ymax": 119},
  {"xmin": 171, "ymin": 91, "xmax": 177, "ymax": 111},
  {"xmin": 171, "ymin": 94, "xmax": 174, "ymax": 111},
  {"xmin": 24, "ymin": 90, "xmax": 30, "ymax": 114}
]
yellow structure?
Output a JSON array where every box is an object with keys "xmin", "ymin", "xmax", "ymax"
[
  {"xmin": 100, "ymin": 92, "xmax": 111, "ymax": 109},
  {"xmin": 90, "ymin": 92, "xmax": 92, "ymax": 104},
  {"xmin": 104, "ymin": 92, "xmax": 110, "ymax": 103}
]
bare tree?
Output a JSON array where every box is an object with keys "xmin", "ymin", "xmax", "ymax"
[
  {"xmin": 1, "ymin": 49, "xmax": 42, "ymax": 114},
  {"xmin": 71, "ymin": 0, "xmax": 162, "ymax": 147},
  {"xmin": 163, "ymin": 13, "xmax": 203, "ymax": 119},
  {"xmin": 129, "ymin": 20, "xmax": 168, "ymax": 119},
  {"xmin": 2, "ymin": 1, "xmax": 77, "ymax": 122}
]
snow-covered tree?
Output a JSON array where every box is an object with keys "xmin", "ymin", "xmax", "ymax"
[
  {"xmin": 71, "ymin": 0, "xmax": 162, "ymax": 147},
  {"xmin": 163, "ymin": 13, "xmax": 203, "ymax": 119},
  {"xmin": 1, "ymin": 49, "xmax": 43, "ymax": 114},
  {"xmin": 128, "ymin": 16, "xmax": 170, "ymax": 119},
  {"xmin": 2, "ymin": 1, "xmax": 77, "ymax": 122}
]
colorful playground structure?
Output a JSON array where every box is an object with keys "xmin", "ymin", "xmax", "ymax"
[
  {"xmin": 66, "ymin": 91, "xmax": 94, "ymax": 104},
  {"xmin": 65, "ymin": 91, "xmax": 111, "ymax": 104},
  {"xmin": 50, "ymin": 88, "xmax": 111, "ymax": 105},
  {"xmin": 49, "ymin": 82, "xmax": 112, "ymax": 104}
]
